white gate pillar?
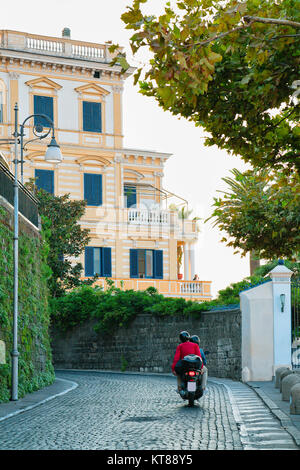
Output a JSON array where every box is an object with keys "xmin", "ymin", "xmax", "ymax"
[
  {"xmin": 269, "ymin": 261, "xmax": 293, "ymax": 375},
  {"xmin": 240, "ymin": 260, "xmax": 293, "ymax": 382}
]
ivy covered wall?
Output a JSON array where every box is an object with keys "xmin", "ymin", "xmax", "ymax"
[{"xmin": 0, "ymin": 201, "xmax": 55, "ymax": 402}]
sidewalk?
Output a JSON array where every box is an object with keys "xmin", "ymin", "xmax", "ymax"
[
  {"xmin": 0, "ymin": 377, "xmax": 78, "ymax": 422},
  {"xmin": 247, "ymin": 379, "xmax": 300, "ymax": 447}
]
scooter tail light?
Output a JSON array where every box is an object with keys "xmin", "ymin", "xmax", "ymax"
[{"xmin": 188, "ymin": 371, "xmax": 196, "ymax": 376}]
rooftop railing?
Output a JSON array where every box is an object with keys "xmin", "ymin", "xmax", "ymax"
[{"xmin": 0, "ymin": 30, "xmax": 113, "ymax": 63}]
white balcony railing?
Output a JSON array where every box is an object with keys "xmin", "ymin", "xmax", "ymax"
[
  {"xmin": 71, "ymin": 44, "xmax": 105, "ymax": 60},
  {"xmin": 26, "ymin": 37, "xmax": 64, "ymax": 54},
  {"xmin": 180, "ymin": 282, "xmax": 203, "ymax": 294},
  {"xmin": 84, "ymin": 277, "xmax": 211, "ymax": 300},
  {"xmin": 25, "ymin": 37, "xmax": 106, "ymax": 60},
  {"xmin": 128, "ymin": 209, "xmax": 170, "ymax": 225},
  {"xmin": 0, "ymin": 31, "xmax": 110, "ymax": 63}
]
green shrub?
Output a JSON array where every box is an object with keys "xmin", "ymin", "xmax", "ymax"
[
  {"xmin": 50, "ymin": 279, "xmax": 246, "ymax": 334},
  {"xmin": 51, "ymin": 263, "xmax": 291, "ymax": 335}
]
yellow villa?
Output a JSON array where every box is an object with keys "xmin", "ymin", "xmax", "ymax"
[{"xmin": 0, "ymin": 28, "xmax": 211, "ymax": 301}]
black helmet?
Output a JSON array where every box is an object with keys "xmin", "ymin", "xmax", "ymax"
[
  {"xmin": 190, "ymin": 335, "xmax": 200, "ymax": 345},
  {"xmin": 179, "ymin": 331, "xmax": 190, "ymax": 342}
]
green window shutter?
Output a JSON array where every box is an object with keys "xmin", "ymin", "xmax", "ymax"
[
  {"xmin": 85, "ymin": 247, "xmax": 94, "ymax": 277},
  {"xmin": 84, "ymin": 173, "xmax": 102, "ymax": 206},
  {"xmin": 34, "ymin": 95, "xmax": 54, "ymax": 127},
  {"xmin": 154, "ymin": 250, "xmax": 163, "ymax": 279},
  {"xmin": 35, "ymin": 169, "xmax": 54, "ymax": 194},
  {"xmin": 102, "ymin": 247, "xmax": 112, "ymax": 277},
  {"xmin": 130, "ymin": 249, "xmax": 138, "ymax": 278},
  {"xmin": 83, "ymin": 101, "xmax": 102, "ymax": 132}
]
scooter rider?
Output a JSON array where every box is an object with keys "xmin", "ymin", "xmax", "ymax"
[
  {"xmin": 190, "ymin": 335, "xmax": 208, "ymax": 391},
  {"xmin": 172, "ymin": 331, "xmax": 204, "ymax": 393}
]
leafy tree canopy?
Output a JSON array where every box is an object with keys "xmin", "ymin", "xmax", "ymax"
[
  {"xmin": 206, "ymin": 168, "xmax": 300, "ymax": 260},
  {"xmin": 113, "ymin": 0, "xmax": 300, "ymax": 173}
]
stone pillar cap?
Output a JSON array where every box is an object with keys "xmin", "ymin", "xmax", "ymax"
[{"xmin": 268, "ymin": 262, "xmax": 293, "ymax": 278}]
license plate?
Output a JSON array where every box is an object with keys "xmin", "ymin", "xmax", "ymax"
[{"xmin": 187, "ymin": 381, "xmax": 196, "ymax": 392}]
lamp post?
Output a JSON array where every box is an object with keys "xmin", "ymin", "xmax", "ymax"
[{"xmin": 9, "ymin": 103, "xmax": 62, "ymax": 400}]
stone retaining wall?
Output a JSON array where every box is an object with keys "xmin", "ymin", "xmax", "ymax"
[{"xmin": 51, "ymin": 308, "xmax": 242, "ymax": 380}]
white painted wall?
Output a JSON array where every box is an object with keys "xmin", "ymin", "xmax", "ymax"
[{"xmin": 56, "ymin": 79, "xmax": 79, "ymax": 131}]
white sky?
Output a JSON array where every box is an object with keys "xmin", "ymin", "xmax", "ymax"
[{"xmin": 2, "ymin": 0, "xmax": 252, "ymax": 297}]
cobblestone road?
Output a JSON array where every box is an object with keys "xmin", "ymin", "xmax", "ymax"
[{"xmin": 0, "ymin": 371, "xmax": 298, "ymax": 450}]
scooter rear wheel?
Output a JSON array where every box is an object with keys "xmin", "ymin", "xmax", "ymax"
[{"xmin": 188, "ymin": 392, "xmax": 195, "ymax": 407}]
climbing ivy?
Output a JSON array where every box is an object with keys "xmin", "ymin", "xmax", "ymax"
[{"xmin": 0, "ymin": 207, "xmax": 55, "ymax": 402}]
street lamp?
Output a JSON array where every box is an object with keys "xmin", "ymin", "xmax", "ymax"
[
  {"xmin": 19, "ymin": 107, "xmax": 62, "ymax": 183},
  {"xmin": 8, "ymin": 103, "xmax": 62, "ymax": 400}
]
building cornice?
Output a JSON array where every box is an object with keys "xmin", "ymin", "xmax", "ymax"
[
  {"xmin": 122, "ymin": 148, "xmax": 172, "ymax": 160},
  {"xmin": 0, "ymin": 50, "xmax": 135, "ymax": 80},
  {"xmin": 21, "ymin": 141, "xmax": 171, "ymax": 161}
]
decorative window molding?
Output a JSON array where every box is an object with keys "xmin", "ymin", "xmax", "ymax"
[
  {"xmin": 74, "ymin": 83, "xmax": 110, "ymax": 98},
  {"xmin": 75, "ymin": 83, "xmax": 109, "ymax": 141},
  {"xmin": 75, "ymin": 155, "xmax": 111, "ymax": 169},
  {"xmin": 25, "ymin": 76, "xmax": 62, "ymax": 91},
  {"xmin": 25, "ymin": 76, "xmax": 60, "ymax": 136},
  {"xmin": 123, "ymin": 168, "xmax": 145, "ymax": 182}
]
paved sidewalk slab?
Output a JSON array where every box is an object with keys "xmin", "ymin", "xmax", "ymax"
[{"xmin": 248, "ymin": 379, "xmax": 300, "ymax": 446}]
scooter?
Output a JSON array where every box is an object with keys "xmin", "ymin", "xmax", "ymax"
[{"xmin": 178, "ymin": 354, "xmax": 203, "ymax": 407}]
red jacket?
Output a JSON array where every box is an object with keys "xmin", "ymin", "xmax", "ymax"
[{"xmin": 172, "ymin": 341, "xmax": 203, "ymax": 372}]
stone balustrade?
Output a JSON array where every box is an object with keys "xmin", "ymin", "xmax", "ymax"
[
  {"xmin": 88, "ymin": 277, "xmax": 211, "ymax": 302},
  {"xmin": 128, "ymin": 208, "xmax": 170, "ymax": 225},
  {"xmin": 0, "ymin": 30, "xmax": 111, "ymax": 63},
  {"xmin": 180, "ymin": 281, "xmax": 203, "ymax": 294}
]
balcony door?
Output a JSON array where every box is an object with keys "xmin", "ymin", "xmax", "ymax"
[
  {"xmin": 130, "ymin": 249, "xmax": 163, "ymax": 279},
  {"xmin": 85, "ymin": 246, "xmax": 111, "ymax": 277},
  {"xmin": 124, "ymin": 184, "xmax": 137, "ymax": 208}
]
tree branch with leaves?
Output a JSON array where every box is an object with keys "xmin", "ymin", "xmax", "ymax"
[
  {"xmin": 112, "ymin": 0, "xmax": 300, "ymax": 174},
  {"xmin": 206, "ymin": 168, "xmax": 300, "ymax": 260}
]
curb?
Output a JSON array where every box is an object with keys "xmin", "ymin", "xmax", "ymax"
[
  {"xmin": 209, "ymin": 378, "xmax": 250, "ymax": 450},
  {"xmin": 0, "ymin": 377, "xmax": 78, "ymax": 423},
  {"xmin": 247, "ymin": 383, "xmax": 300, "ymax": 447}
]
